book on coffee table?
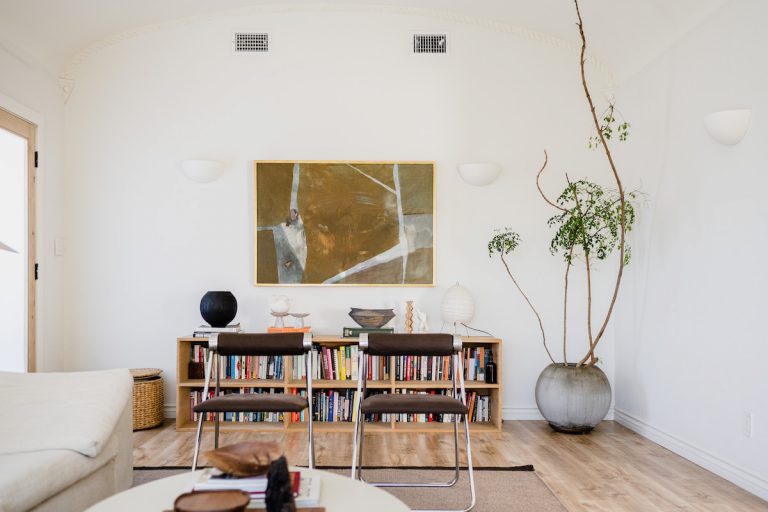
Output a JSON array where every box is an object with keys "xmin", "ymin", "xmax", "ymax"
[{"xmin": 193, "ymin": 469, "xmax": 320, "ymax": 507}]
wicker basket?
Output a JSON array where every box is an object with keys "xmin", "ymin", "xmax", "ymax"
[{"xmin": 131, "ymin": 368, "xmax": 164, "ymax": 431}]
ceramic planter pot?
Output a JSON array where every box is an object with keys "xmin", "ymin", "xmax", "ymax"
[
  {"xmin": 200, "ymin": 291, "xmax": 238, "ymax": 327},
  {"xmin": 535, "ymin": 363, "xmax": 611, "ymax": 434}
]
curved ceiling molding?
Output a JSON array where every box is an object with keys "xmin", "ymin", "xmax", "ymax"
[{"xmin": 59, "ymin": 2, "xmax": 615, "ymax": 85}]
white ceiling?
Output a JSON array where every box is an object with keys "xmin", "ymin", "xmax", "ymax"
[{"xmin": 0, "ymin": 0, "xmax": 729, "ymax": 81}]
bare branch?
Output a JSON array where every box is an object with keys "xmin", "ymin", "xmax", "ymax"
[
  {"xmin": 562, "ymin": 246, "xmax": 575, "ymax": 366},
  {"xmin": 536, "ymin": 150, "xmax": 568, "ymax": 212},
  {"xmin": 574, "ymin": 0, "xmax": 627, "ymax": 365},
  {"xmin": 500, "ymin": 253, "xmax": 556, "ymax": 365}
]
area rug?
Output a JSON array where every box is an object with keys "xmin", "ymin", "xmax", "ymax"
[{"xmin": 133, "ymin": 468, "xmax": 566, "ymax": 512}]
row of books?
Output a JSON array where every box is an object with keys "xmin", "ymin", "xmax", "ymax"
[
  {"xmin": 188, "ymin": 343, "xmax": 492, "ymax": 383},
  {"xmin": 390, "ymin": 390, "xmax": 492, "ymax": 423},
  {"xmin": 189, "ymin": 388, "xmax": 284, "ymax": 422},
  {"xmin": 190, "ymin": 388, "xmax": 490, "ymax": 423},
  {"xmin": 391, "ymin": 347, "xmax": 493, "ymax": 382},
  {"xmin": 190, "ymin": 344, "xmax": 284, "ymax": 380},
  {"xmin": 289, "ymin": 389, "xmax": 390, "ymax": 423},
  {"xmin": 290, "ymin": 346, "xmax": 390, "ymax": 381},
  {"xmin": 194, "ymin": 469, "xmax": 320, "ymax": 508}
]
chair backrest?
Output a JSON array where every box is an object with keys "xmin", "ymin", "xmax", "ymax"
[
  {"xmin": 362, "ymin": 333, "xmax": 459, "ymax": 356},
  {"xmin": 214, "ymin": 332, "xmax": 310, "ymax": 356}
]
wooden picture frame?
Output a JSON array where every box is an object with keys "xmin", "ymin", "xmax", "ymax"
[{"xmin": 254, "ymin": 161, "xmax": 435, "ymax": 286}]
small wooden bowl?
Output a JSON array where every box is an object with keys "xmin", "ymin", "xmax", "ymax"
[{"xmin": 174, "ymin": 490, "xmax": 250, "ymax": 512}]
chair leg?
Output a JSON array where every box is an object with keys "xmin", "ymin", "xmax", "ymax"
[
  {"xmin": 191, "ymin": 413, "xmax": 205, "ymax": 471},
  {"xmin": 214, "ymin": 414, "xmax": 220, "ymax": 449},
  {"xmin": 307, "ymin": 411, "xmax": 315, "ymax": 469},
  {"xmin": 350, "ymin": 407, "xmax": 361, "ymax": 479},
  {"xmin": 461, "ymin": 413, "xmax": 476, "ymax": 512}
]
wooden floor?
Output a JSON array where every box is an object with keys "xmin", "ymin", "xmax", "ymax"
[{"xmin": 134, "ymin": 420, "xmax": 767, "ymax": 511}]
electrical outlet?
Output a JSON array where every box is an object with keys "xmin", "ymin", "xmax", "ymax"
[{"xmin": 743, "ymin": 411, "xmax": 753, "ymax": 438}]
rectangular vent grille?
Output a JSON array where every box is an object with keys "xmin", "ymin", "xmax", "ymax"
[
  {"xmin": 413, "ymin": 34, "xmax": 447, "ymax": 54},
  {"xmin": 233, "ymin": 32, "xmax": 268, "ymax": 53}
]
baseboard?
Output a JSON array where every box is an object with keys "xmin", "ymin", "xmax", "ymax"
[
  {"xmin": 164, "ymin": 404, "xmax": 176, "ymax": 419},
  {"xmin": 615, "ymin": 408, "xmax": 768, "ymax": 501},
  {"xmin": 502, "ymin": 407, "xmax": 615, "ymax": 421}
]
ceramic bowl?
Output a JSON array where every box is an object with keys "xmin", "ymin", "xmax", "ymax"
[{"xmin": 349, "ymin": 308, "xmax": 395, "ymax": 329}]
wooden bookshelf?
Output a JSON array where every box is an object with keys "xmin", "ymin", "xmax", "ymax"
[{"xmin": 176, "ymin": 335, "xmax": 502, "ymax": 433}]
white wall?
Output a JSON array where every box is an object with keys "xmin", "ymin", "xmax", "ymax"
[
  {"xmin": 614, "ymin": 0, "xmax": 768, "ymax": 499},
  {"xmin": 62, "ymin": 9, "xmax": 618, "ymax": 419},
  {"xmin": 0, "ymin": 44, "xmax": 67, "ymax": 372}
]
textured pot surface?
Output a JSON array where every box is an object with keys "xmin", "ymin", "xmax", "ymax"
[
  {"xmin": 535, "ymin": 363, "xmax": 611, "ymax": 434},
  {"xmin": 200, "ymin": 291, "xmax": 238, "ymax": 327}
]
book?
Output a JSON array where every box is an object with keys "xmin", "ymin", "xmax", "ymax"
[
  {"xmin": 194, "ymin": 324, "xmax": 243, "ymax": 337},
  {"xmin": 342, "ymin": 327, "xmax": 394, "ymax": 338},
  {"xmin": 250, "ymin": 474, "xmax": 321, "ymax": 508},
  {"xmin": 267, "ymin": 326, "xmax": 311, "ymax": 333},
  {"xmin": 194, "ymin": 470, "xmax": 299, "ymax": 495}
]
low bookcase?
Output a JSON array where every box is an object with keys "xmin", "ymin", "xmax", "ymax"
[{"xmin": 175, "ymin": 335, "xmax": 502, "ymax": 433}]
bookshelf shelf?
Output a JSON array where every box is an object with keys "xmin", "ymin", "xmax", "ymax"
[{"xmin": 176, "ymin": 335, "xmax": 502, "ymax": 433}]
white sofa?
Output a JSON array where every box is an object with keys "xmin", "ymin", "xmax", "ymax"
[{"xmin": 0, "ymin": 369, "xmax": 134, "ymax": 512}]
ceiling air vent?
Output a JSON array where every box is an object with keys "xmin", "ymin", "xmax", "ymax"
[
  {"xmin": 413, "ymin": 34, "xmax": 447, "ymax": 54},
  {"xmin": 233, "ymin": 32, "xmax": 268, "ymax": 53}
]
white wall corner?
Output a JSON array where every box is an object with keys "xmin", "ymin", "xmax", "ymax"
[
  {"xmin": 615, "ymin": 409, "xmax": 768, "ymax": 501},
  {"xmin": 502, "ymin": 407, "xmax": 615, "ymax": 421}
]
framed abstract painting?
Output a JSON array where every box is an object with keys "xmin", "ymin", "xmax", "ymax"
[{"xmin": 254, "ymin": 161, "xmax": 434, "ymax": 286}]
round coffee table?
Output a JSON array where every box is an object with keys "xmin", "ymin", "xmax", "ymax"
[{"xmin": 85, "ymin": 467, "xmax": 410, "ymax": 511}]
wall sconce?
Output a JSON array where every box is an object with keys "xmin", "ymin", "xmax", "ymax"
[
  {"xmin": 703, "ymin": 109, "xmax": 751, "ymax": 145},
  {"xmin": 180, "ymin": 159, "xmax": 226, "ymax": 183},
  {"xmin": 0, "ymin": 241, "xmax": 17, "ymax": 253},
  {"xmin": 457, "ymin": 162, "xmax": 501, "ymax": 186}
]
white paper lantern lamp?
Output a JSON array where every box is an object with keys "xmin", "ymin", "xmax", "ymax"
[{"xmin": 441, "ymin": 283, "xmax": 475, "ymax": 328}]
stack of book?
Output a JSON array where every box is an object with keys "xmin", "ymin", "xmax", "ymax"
[
  {"xmin": 342, "ymin": 326, "xmax": 394, "ymax": 338},
  {"xmin": 193, "ymin": 469, "xmax": 321, "ymax": 508},
  {"xmin": 267, "ymin": 326, "xmax": 311, "ymax": 333},
  {"xmin": 193, "ymin": 323, "xmax": 243, "ymax": 338}
]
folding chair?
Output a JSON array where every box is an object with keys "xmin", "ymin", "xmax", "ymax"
[
  {"xmin": 191, "ymin": 332, "xmax": 315, "ymax": 470},
  {"xmin": 351, "ymin": 333, "xmax": 476, "ymax": 512}
]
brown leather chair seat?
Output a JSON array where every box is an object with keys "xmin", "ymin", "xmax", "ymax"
[
  {"xmin": 194, "ymin": 394, "xmax": 308, "ymax": 413},
  {"xmin": 361, "ymin": 393, "xmax": 468, "ymax": 415}
]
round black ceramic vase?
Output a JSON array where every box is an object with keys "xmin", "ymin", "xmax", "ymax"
[{"xmin": 200, "ymin": 291, "xmax": 238, "ymax": 327}]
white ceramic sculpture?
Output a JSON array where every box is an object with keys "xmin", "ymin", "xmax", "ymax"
[
  {"xmin": 269, "ymin": 295, "xmax": 291, "ymax": 315},
  {"xmin": 414, "ymin": 309, "xmax": 429, "ymax": 333}
]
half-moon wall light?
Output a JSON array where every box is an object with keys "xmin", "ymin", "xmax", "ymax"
[
  {"xmin": 180, "ymin": 159, "xmax": 226, "ymax": 183},
  {"xmin": 703, "ymin": 109, "xmax": 751, "ymax": 145},
  {"xmin": 457, "ymin": 162, "xmax": 501, "ymax": 186}
]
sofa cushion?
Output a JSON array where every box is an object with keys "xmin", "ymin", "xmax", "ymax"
[
  {"xmin": 0, "ymin": 369, "xmax": 132, "ymax": 457},
  {"xmin": 0, "ymin": 432, "xmax": 119, "ymax": 512}
]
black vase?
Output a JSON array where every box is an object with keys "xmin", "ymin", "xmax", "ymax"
[{"xmin": 199, "ymin": 291, "xmax": 237, "ymax": 327}]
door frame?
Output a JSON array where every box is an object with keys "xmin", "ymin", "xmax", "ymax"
[{"xmin": 0, "ymin": 106, "xmax": 37, "ymax": 372}]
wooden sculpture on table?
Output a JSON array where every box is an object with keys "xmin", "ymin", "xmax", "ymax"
[
  {"xmin": 204, "ymin": 441, "xmax": 282, "ymax": 477},
  {"xmin": 405, "ymin": 301, "xmax": 414, "ymax": 334}
]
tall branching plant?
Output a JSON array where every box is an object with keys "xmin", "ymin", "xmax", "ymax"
[{"xmin": 488, "ymin": 0, "xmax": 639, "ymax": 367}]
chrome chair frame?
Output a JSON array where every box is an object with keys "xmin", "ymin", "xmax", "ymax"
[
  {"xmin": 350, "ymin": 333, "xmax": 476, "ymax": 512},
  {"xmin": 191, "ymin": 332, "xmax": 315, "ymax": 470}
]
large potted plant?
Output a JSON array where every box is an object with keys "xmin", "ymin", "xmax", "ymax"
[{"xmin": 488, "ymin": 0, "xmax": 639, "ymax": 433}]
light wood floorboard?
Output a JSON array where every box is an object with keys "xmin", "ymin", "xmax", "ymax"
[{"xmin": 133, "ymin": 420, "xmax": 767, "ymax": 511}]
